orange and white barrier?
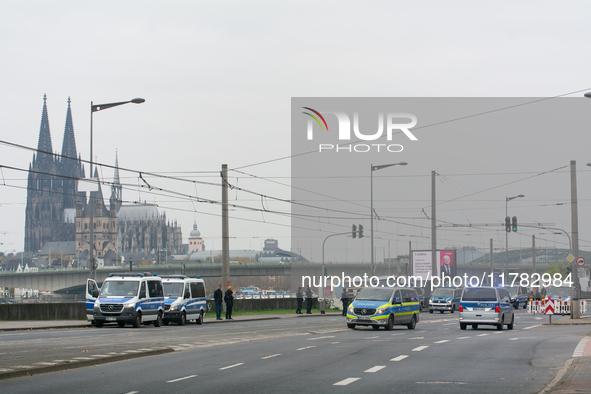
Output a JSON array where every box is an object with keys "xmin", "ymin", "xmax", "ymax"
[{"xmin": 528, "ymin": 298, "xmax": 588, "ymax": 315}]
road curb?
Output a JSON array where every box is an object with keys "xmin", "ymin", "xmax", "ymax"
[
  {"xmin": 0, "ymin": 348, "xmax": 175, "ymax": 381},
  {"xmin": 537, "ymin": 358, "xmax": 574, "ymax": 393},
  {"xmin": 0, "ymin": 324, "xmax": 91, "ymax": 332}
]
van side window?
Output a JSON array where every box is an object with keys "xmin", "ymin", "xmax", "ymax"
[
  {"xmin": 191, "ymin": 282, "xmax": 206, "ymax": 298},
  {"xmin": 393, "ymin": 290, "xmax": 402, "ymax": 304},
  {"xmin": 184, "ymin": 284, "xmax": 191, "ymax": 299},
  {"xmin": 147, "ymin": 281, "xmax": 163, "ymax": 298},
  {"xmin": 408, "ymin": 290, "xmax": 418, "ymax": 302},
  {"xmin": 454, "ymin": 290, "xmax": 461, "ymax": 298},
  {"xmin": 402, "ymin": 290, "xmax": 412, "ymax": 303},
  {"xmin": 139, "ymin": 282, "xmax": 146, "ymax": 299}
]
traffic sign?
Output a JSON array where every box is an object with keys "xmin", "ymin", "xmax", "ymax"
[
  {"xmin": 567, "ymin": 254, "xmax": 575, "ymax": 263},
  {"xmin": 576, "ymin": 256, "xmax": 586, "ymax": 267}
]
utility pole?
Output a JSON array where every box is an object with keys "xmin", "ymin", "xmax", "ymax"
[
  {"xmin": 570, "ymin": 160, "xmax": 580, "ymax": 319},
  {"xmin": 408, "ymin": 241, "xmax": 412, "ymax": 276},
  {"xmin": 431, "ymin": 171, "xmax": 437, "ymax": 277},
  {"xmin": 221, "ymin": 164, "xmax": 230, "ymax": 293},
  {"xmin": 490, "ymin": 239, "xmax": 493, "ymax": 276},
  {"xmin": 532, "ymin": 235, "xmax": 536, "ymax": 275}
]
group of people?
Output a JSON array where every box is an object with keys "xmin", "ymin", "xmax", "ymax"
[
  {"xmin": 295, "ymin": 286, "xmax": 350, "ymax": 316},
  {"xmin": 213, "ymin": 285, "xmax": 235, "ymax": 320}
]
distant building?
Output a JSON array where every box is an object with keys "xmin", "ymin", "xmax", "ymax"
[
  {"xmin": 263, "ymin": 239, "xmax": 278, "ymax": 252},
  {"xmin": 188, "ymin": 221, "xmax": 205, "ymax": 252}
]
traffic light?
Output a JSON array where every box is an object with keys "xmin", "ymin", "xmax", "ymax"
[
  {"xmin": 352, "ymin": 224, "xmax": 357, "ymax": 239},
  {"xmin": 358, "ymin": 225, "xmax": 364, "ymax": 238},
  {"xmin": 512, "ymin": 216, "xmax": 517, "ymax": 232},
  {"xmin": 505, "ymin": 216, "xmax": 511, "ymax": 233}
]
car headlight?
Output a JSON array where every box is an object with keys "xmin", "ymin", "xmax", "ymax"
[
  {"xmin": 375, "ymin": 307, "xmax": 388, "ymax": 315},
  {"xmin": 124, "ymin": 302, "xmax": 136, "ymax": 309},
  {"xmin": 446, "ymin": 300, "xmax": 452, "ymax": 304},
  {"xmin": 347, "ymin": 305, "xmax": 354, "ymax": 314},
  {"xmin": 170, "ymin": 303, "xmax": 180, "ymax": 311}
]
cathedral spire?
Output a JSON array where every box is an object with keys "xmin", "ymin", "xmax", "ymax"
[
  {"xmin": 61, "ymin": 96, "xmax": 77, "ymax": 160},
  {"xmin": 36, "ymin": 94, "xmax": 54, "ymax": 164},
  {"xmin": 113, "ymin": 150, "xmax": 120, "ymax": 185},
  {"xmin": 111, "ymin": 150, "xmax": 122, "ymax": 211}
]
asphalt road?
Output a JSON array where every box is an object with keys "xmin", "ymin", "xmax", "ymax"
[{"xmin": 1, "ymin": 310, "xmax": 589, "ymax": 393}]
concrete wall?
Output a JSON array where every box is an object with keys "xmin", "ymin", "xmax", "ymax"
[{"xmin": 0, "ymin": 303, "xmax": 85, "ymax": 320}]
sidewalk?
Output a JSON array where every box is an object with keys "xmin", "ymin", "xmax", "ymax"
[
  {"xmin": 546, "ymin": 337, "xmax": 591, "ymax": 393},
  {"xmin": 0, "ymin": 312, "xmax": 343, "ymax": 331},
  {"xmin": 544, "ymin": 314, "xmax": 591, "ymax": 325}
]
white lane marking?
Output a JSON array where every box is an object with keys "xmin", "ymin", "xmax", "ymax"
[
  {"xmin": 509, "ymin": 338, "xmax": 519, "ymax": 340},
  {"xmin": 72, "ymin": 357, "xmax": 94, "ymax": 360},
  {"xmin": 297, "ymin": 346, "xmax": 316, "ymax": 351},
  {"xmin": 167, "ymin": 375, "xmax": 197, "ymax": 383},
  {"xmin": 308, "ymin": 336, "xmax": 335, "ymax": 341},
  {"xmin": 365, "ymin": 365, "xmax": 386, "ymax": 373},
  {"xmin": 331, "ymin": 342, "xmax": 340, "ymax": 344},
  {"xmin": 390, "ymin": 355, "xmax": 409, "ymax": 361},
  {"xmin": 477, "ymin": 334, "xmax": 489, "ymax": 337},
  {"xmin": 573, "ymin": 337, "xmax": 590, "ymax": 358},
  {"xmin": 364, "ymin": 336, "xmax": 379, "ymax": 340},
  {"xmin": 35, "ymin": 362, "xmax": 57, "ymax": 366},
  {"xmin": 219, "ymin": 363, "xmax": 244, "ymax": 370},
  {"xmin": 125, "ymin": 392, "xmax": 139, "ymax": 394},
  {"xmin": 494, "ymin": 332, "xmax": 504, "ymax": 334},
  {"xmin": 334, "ymin": 378, "xmax": 360, "ymax": 386},
  {"xmin": 391, "ymin": 333, "xmax": 405, "ymax": 336},
  {"xmin": 535, "ymin": 317, "xmax": 543, "ymax": 320},
  {"xmin": 443, "ymin": 323, "xmax": 456, "ymax": 326},
  {"xmin": 90, "ymin": 354, "xmax": 109, "ymax": 358},
  {"xmin": 409, "ymin": 337, "xmax": 424, "ymax": 340},
  {"xmin": 124, "ymin": 350, "xmax": 141, "ymax": 353},
  {"xmin": 0, "ymin": 368, "xmax": 14, "ymax": 373},
  {"xmin": 261, "ymin": 354, "xmax": 281, "ymax": 359},
  {"xmin": 457, "ymin": 336, "xmax": 471, "ymax": 339},
  {"xmin": 434, "ymin": 340, "xmax": 449, "ymax": 344},
  {"xmin": 412, "ymin": 346, "xmax": 429, "ymax": 351},
  {"xmin": 523, "ymin": 325, "xmax": 540, "ymax": 330}
]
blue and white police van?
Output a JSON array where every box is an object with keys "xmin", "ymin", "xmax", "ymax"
[
  {"xmin": 86, "ymin": 273, "xmax": 165, "ymax": 328},
  {"xmin": 161, "ymin": 275, "xmax": 207, "ymax": 325},
  {"xmin": 459, "ymin": 286, "xmax": 515, "ymax": 331}
]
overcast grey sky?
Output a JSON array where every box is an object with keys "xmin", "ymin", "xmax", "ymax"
[{"xmin": 1, "ymin": 1, "xmax": 591, "ymax": 258}]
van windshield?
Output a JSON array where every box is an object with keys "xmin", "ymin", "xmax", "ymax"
[
  {"xmin": 462, "ymin": 288, "xmax": 497, "ymax": 301},
  {"xmin": 99, "ymin": 280, "xmax": 139, "ymax": 297},
  {"xmin": 356, "ymin": 288, "xmax": 393, "ymax": 301},
  {"xmin": 431, "ymin": 288, "xmax": 454, "ymax": 298},
  {"xmin": 163, "ymin": 283, "xmax": 184, "ymax": 297}
]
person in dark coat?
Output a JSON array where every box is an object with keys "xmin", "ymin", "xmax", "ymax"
[
  {"xmin": 296, "ymin": 287, "xmax": 304, "ymax": 314},
  {"xmin": 224, "ymin": 286, "xmax": 235, "ymax": 320},
  {"xmin": 213, "ymin": 285, "xmax": 223, "ymax": 320},
  {"xmin": 305, "ymin": 286, "xmax": 313, "ymax": 314},
  {"xmin": 340, "ymin": 288, "xmax": 349, "ymax": 316}
]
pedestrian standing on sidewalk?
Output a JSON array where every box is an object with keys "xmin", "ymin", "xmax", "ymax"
[
  {"xmin": 214, "ymin": 285, "xmax": 223, "ymax": 320},
  {"xmin": 224, "ymin": 286, "xmax": 235, "ymax": 320},
  {"xmin": 296, "ymin": 287, "xmax": 304, "ymax": 314},
  {"xmin": 340, "ymin": 287, "xmax": 349, "ymax": 316},
  {"xmin": 306, "ymin": 286, "xmax": 313, "ymax": 314}
]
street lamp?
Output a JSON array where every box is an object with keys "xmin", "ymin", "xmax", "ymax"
[
  {"xmin": 89, "ymin": 98, "xmax": 145, "ymax": 278},
  {"xmin": 371, "ymin": 162, "xmax": 407, "ymax": 275},
  {"xmin": 505, "ymin": 194, "xmax": 524, "ymax": 272}
]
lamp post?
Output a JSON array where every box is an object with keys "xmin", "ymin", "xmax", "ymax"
[
  {"xmin": 505, "ymin": 194, "xmax": 524, "ymax": 272},
  {"xmin": 89, "ymin": 98, "xmax": 144, "ymax": 279},
  {"xmin": 371, "ymin": 162, "xmax": 407, "ymax": 276}
]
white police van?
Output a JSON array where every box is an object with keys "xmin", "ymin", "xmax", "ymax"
[
  {"xmin": 161, "ymin": 275, "xmax": 207, "ymax": 325},
  {"xmin": 86, "ymin": 273, "xmax": 165, "ymax": 328},
  {"xmin": 459, "ymin": 286, "xmax": 515, "ymax": 330}
]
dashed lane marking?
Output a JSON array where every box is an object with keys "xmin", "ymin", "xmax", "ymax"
[
  {"xmin": 434, "ymin": 340, "xmax": 449, "ymax": 344},
  {"xmin": 261, "ymin": 354, "xmax": 281, "ymax": 359},
  {"xmin": 391, "ymin": 333, "xmax": 405, "ymax": 336},
  {"xmin": 408, "ymin": 337, "xmax": 424, "ymax": 340},
  {"xmin": 331, "ymin": 342, "xmax": 340, "ymax": 344},
  {"xmin": 412, "ymin": 346, "xmax": 429, "ymax": 352},
  {"xmin": 477, "ymin": 334, "xmax": 489, "ymax": 337},
  {"xmin": 35, "ymin": 362, "xmax": 57, "ymax": 366},
  {"xmin": 390, "ymin": 355, "xmax": 409, "ymax": 361},
  {"xmin": 125, "ymin": 392, "xmax": 139, "ymax": 394},
  {"xmin": 308, "ymin": 336, "xmax": 335, "ymax": 341},
  {"xmin": 365, "ymin": 366, "xmax": 386, "ymax": 373},
  {"xmin": 167, "ymin": 375, "xmax": 197, "ymax": 383},
  {"xmin": 297, "ymin": 346, "xmax": 316, "ymax": 351},
  {"xmin": 334, "ymin": 378, "xmax": 360, "ymax": 386},
  {"xmin": 523, "ymin": 325, "xmax": 540, "ymax": 330},
  {"xmin": 509, "ymin": 338, "xmax": 519, "ymax": 341},
  {"xmin": 364, "ymin": 336, "xmax": 379, "ymax": 340},
  {"xmin": 219, "ymin": 363, "xmax": 244, "ymax": 370},
  {"xmin": 457, "ymin": 337, "xmax": 471, "ymax": 339}
]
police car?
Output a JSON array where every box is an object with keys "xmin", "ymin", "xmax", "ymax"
[
  {"xmin": 459, "ymin": 286, "xmax": 515, "ymax": 330},
  {"xmin": 429, "ymin": 287, "xmax": 462, "ymax": 314},
  {"xmin": 346, "ymin": 287, "xmax": 420, "ymax": 330},
  {"xmin": 87, "ymin": 273, "xmax": 165, "ymax": 328},
  {"xmin": 161, "ymin": 275, "xmax": 207, "ymax": 325}
]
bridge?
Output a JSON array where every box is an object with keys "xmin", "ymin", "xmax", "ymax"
[{"xmin": 0, "ymin": 263, "xmax": 399, "ymax": 291}]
